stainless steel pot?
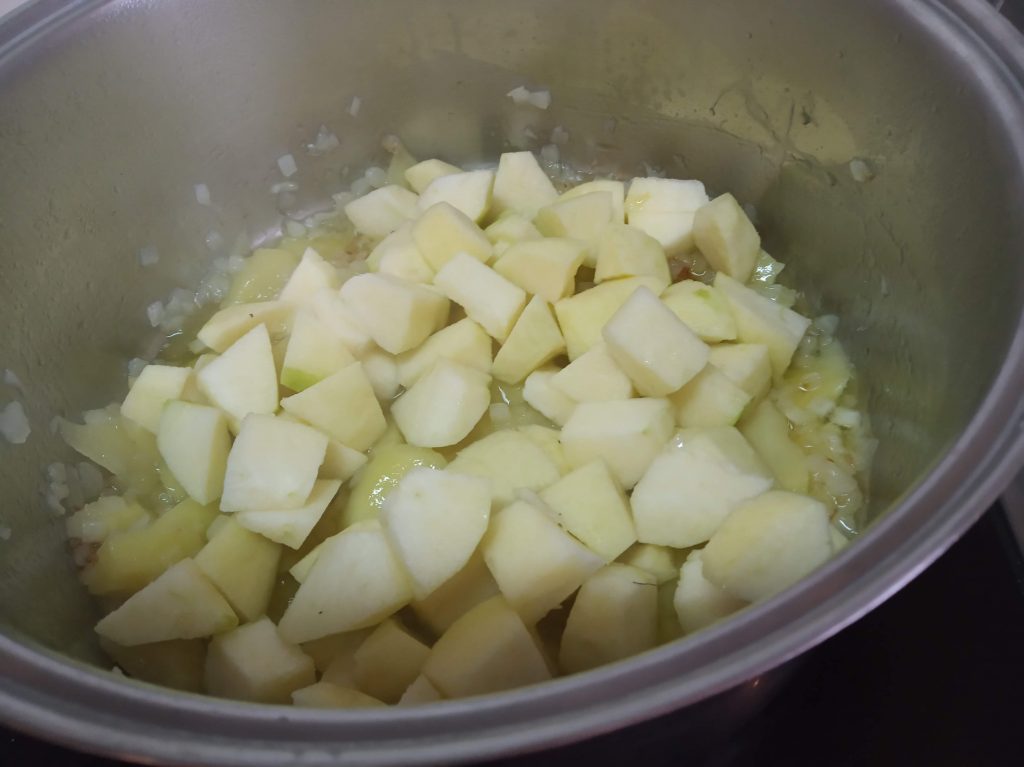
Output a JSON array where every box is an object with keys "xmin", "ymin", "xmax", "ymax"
[{"xmin": 2, "ymin": 1, "xmax": 1023, "ymax": 764}]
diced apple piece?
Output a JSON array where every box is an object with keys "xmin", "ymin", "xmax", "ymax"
[
  {"xmin": 523, "ymin": 368, "xmax": 576, "ymax": 427},
  {"xmin": 280, "ymin": 308, "xmax": 356, "ymax": 392},
  {"xmin": 308, "ymin": 628, "xmax": 373, "ymax": 680},
  {"xmin": 559, "ymin": 564, "xmax": 657, "ymax": 673},
  {"xmin": 625, "ymin": 178, "xmax": 708, "ymax": 217},
  {"xmin": 433, "ymin": 253, "xmax": 527, "ymax": 342},
  {"xmin": 554, "ymin": 276, "xmax": 668, "ymax": 360},
  {"xmin": 82, "ymin": 499, "xmax": 218, "ymax": 596},
  {"xmin": 381, "ymin": 467, "xmax": 491, "ymax": 599},
  {"xmin": 418, "ymin": 168, "xmax": 494, "ymax": 223},
  {"xmin": 830, "ymin": 524, "xmax": 851, "ymax": 553},
  {"xmin": 669, "ymin": 365, "xmax": 752, "ymax": 428},
  {"xmin": 392, "ymin": 360, "xmax": 491, "ymax": 448},
  {"xmin": 518, "ymin": 424, "xmax": 571, "ymax": 474},
  {"xmin": 702, "ymin": 490, "xmax": 831, "ymax": 601},
  {"xmin": 603, "ymin": 286, "xmax": 709, "ymax": 396},
  {"xmin": 627, "ymin": 210, "xmax": 698, "ymax": 256},
  {"xmin": 292, "ymin": 682, "xmax": 385, "ymax": 708},
  {"xmin": 220, "ymin": 414, "xmax": 327, "ymax": 512},
  {"xmin": 551, "ymin": 343, "xmax": 632, "ymax": 402},
  {"xmin": 491, "ymin": 296, "xmax": 566, "ymax": 384},
  {"xmin": 405, "ymin": 158, "xmax": 462, "ymax": 194},
  {"xmin": 280, "ymin": 364, "xmax": 386, "ymax": 451},
  {"xmin": 534, "ymin": 191, "xmax": 614, "ymax": 250},
  {"xmin": 279, "ymin": 248, "xmax": 339, "ymax": 303},
  {"xmin": 595, "ymin": 223, "xmax": 670, "ymax": 285},
  {"xmin": 360, "ymin": 348, "xmax": 401, "ymax": 401},
  {"xmin": 661, "ymin": 280, "xmax": 738, "ymax": 343},
  {"xmin": 342, "ymin": 444, "xmax": 448, "ymax": 528},
  {"xmin": 493, "ymin": 238, "xmax": 586, "ymax": 303},
  {"xmin": 204, "ymin": 617, "xmax": 315, "ymax": 703},
  {"xmin": 658, "ymin": 581, "xmax": 684, "ymax": 644},
  {"xmin": 708, "ymin": 343, "xmax": 773, "ymax": 399},
  {"xmin": 618, "ymin": 543, "xmax": 680, "ymax": 584},
  {"xmin": 539, "ymin": 460, "xmax": 636, "ymax": 561},
  {"xmin": 344, "ymin": 184, "xmax": 420, "ymax": 238},
  {"xmin": 195, "ymin": 518, "xmax": 281, "ymax": 621},
  {"xmin": 222, "ymin": 248, "xmax": 300, "ymax": 306},
  {"xmin": 235, "ymin": 479, "xmax": 341, "ymax": 549},
  {"xmin": 289, "ymin": 540, "xmax": 324, "ymax": 584},
  {"xmin": 156, "ymin": 401, "xmax": 231, "ymax": 505},
  {"xmin": 739, "ymin": 399, "xmax": 809, "ymax": 493},
  {"xmin": 412, "ymin": 202, "xmax": 493, "ymax": 270},
  {"xmin": 196, "ymin": 325, "xmax": 278, "ymax": 425},
  {"xmin": 398, "ymin": 675, "xmax": 443, "ymax": 705},
  {"xmin": 352, "ymin": 619, "xmax": 431, "ymax": 703},
  {"xmin": 482, "ymin": 499, "xmax": 603, "ymax": 623},
  {"xmin": 422, "ymin": 596, "xmax": 551, "ymax": 697},
  {"xmin": 631, "ymin": 427, "xmax": 774, "ymax": 548},
  {"xmin": 448, "ymin": 429, "xmax": 561, "ymax": 507},
  {"xmin": 181, "ymin": 354, "xmax": 216, "ymax": 405},
  {"xmin": 562, "ymin": 179, "xmax": 626, "ymax": 223},
  {"xmin": 395, "ymin": 318, "xmax": 492, "ymax": 388},
  {"xmin": 278, "ymin": 520, "xmax": 412, "ymax": 643},
  {"xmin": 320, "ymin": 441, "xmax": 368, "ymax": 483},
  {"xmin": 100, "ymin": 638, "xmax": 206, "ymax": 693},
  {"xmin": 484, "ymin": 213, "xmax": 543, "ymax": 246},
  {"xmin": 560, "ymin": 398, "xmax": 674, "ymax": 489},
  {"xmin": 340, "ymin": 273, "xmax": 449, "ymax": 355},
  {"xmin": 121, "ymin": 365, "xmax": 191, "ymax": 433},
  {"xmin": 95, "ymin": 559, "xmax": 237, "ymax": 646},
  {"xmin": 693, "ymin": 193, "xmax": 760, "ymax": 282},
  {"xmin": 370, "ymin": 224, "xmax": 435, "ymax": 284},
  {"xmin": 309, "ymin": 288, "xmax": 374, "ymax": 356},
  {"xmin": 491, "ymin": 151, "xmax": 558, "ymax": 217},
  {"xmin": 411, "ymin": 549, "xmax": 500, "ymax": 635},
  {"xmin": 196, "ymin": 301, "xmax": 292, "ymax": 353},
  {"xmin": 714, "ymin": 274, "xmax": 811, "ymax": 380},
  {"xmin": 673, "ymin": 549, "xmax": 747, "ymax": 633},
  {"xmin": 66, "ymin": 496, "xmax": 150, "ymax": 544}
]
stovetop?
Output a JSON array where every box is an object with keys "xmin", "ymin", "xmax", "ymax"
[{"xmin": 5, "ymin": 502, "xmax": 1024, "ymax": 767}]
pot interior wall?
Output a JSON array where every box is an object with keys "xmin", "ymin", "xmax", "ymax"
[{"xmin": 0, "ymin": 0, "xmax": 1021, "ymax": 663}]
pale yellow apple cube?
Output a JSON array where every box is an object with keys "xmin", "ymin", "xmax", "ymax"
[
  {"xmin": 309, "ymin": 288, "xmax": 374, "ymax": 356},
  {"xmin": 371, "ymin": 226, "xmax": 435, "ymax": 285},
  {"xmin": 280, "ymin": 308, "xmax": 356, "ymax": 392},
  {"xmin": 398, "ymin": 675, "xmax": 443, "ymax": 705},
  {"xmin": 550, "ymin": 342, "xmax": 632, "ymax": 402},
  {"xmin": 702, "ymin": 491, "xmax": 831, "ymax": 602},
  {"xmin": 669, "ymin": 365, "xmax": 752, "ymax": 428},
  {"xmin": 534, "ymin": 191, "xmax": 614, "ymax": 251},
  {"xmin": 196, "ymin": 324, "xmax": 279, "ymax": 426},
  {"xmin": 395, "ymin": 317, "xmax": 493, "ymax": 388},
  {"xmin": 693, "ymin": 193, "xmax": 760, "ymax": 282},
  {"xmin": 625, "ymin": 177, "xmax": 708, "ymax": 217},
  {"xmin": 360, "ymin": 348, "xmax": 401, "ymax": 401},
  {"xmin": 618, "ymin": 543, "xmax": 681, "ymax": 585},
  {"xmin": 554, "ymin": 276, "xmax": 668, "ymax": 360},
  {"xmin": 627, "ymin": 210, "xmax": 699, "ymax": 255},
  {"xmin": 205, "ymin": 617, "xmax": 315, "ymax": 703},
  {"xmin": 339, "ymin": 273, "xmax": 448, "ymax": 355},
  {"xmin": 673, "ymin": 549, "xmax": 747, "ymax": 634},
  {"xmin": 342, "ymin": 444, "xmax": 448, "ymax": 528},
  {"xmin": 280, "ymin": 363, "xmax": 386, "ymax": 451},
  {"xmin": 661, "ymin": 280, "xmax": 738, "ymax": 343},
  {"xmin": 157, "ymin": 400, "xmax": 231, "ymax": 505},
  {"xmin": 95, "ymin": 559, "xmax": 237, "ymax": 646},
  {"xmin": 422, "ymin": 596, "xmax": 551, "ymax": 697},
  {"xmin": 405, "ymin": 158, "xmax": 462, "ymax": 194},
  {"xmin": 411, "ymin": 549, "xmax": 500, "ymax": 635},
  {"xmin": 279, "ymin": 520, "xmax": 413, "ymax": 643},
  {"xmin": 482, "ymin": 499, "xmax": 604, "ymax": 623},
  {"xmin": 196, "ymin": 301, "xmax": 293, "ymax": 353},
  {"xmin": 391, "ymin": 360, "xmax": 491, "ymax": 448},
  {"xmin": 319, "ymin": 440, "xmax": 368, "ymax": 483},
  {"xmin": 195, "ymin": 518, "xmax": 281, "ymax": 622},
  {"xmin": 353, "ymin": 619, "xmax": 431, "ymax": 703},
  {"xmin": 292, "ymin": 682, "xmax": 385, "ymax": 708},
  {"xmin": 595, "ymin": 223, "xmax": 670, "ymax": 285},
  {"xmin": 631, "ymin": 426, "xmax": 774, "ymax": 548},
  {"xmin": 739, "ymin": 399, "xmax": 809, "ymax": 493},
  {"xmin": 412, "ymin": 202, "xmax": 493, "ymax": 271},
  {"xmin": 433, "ymin": 252, "xmax": 527, "ymax": 342},
  {"xmin": 603, "ymin": 287, "xmax": 710, "ymax": 396},
  {"xmin": 560, "ymin": 398, "xmax": 674, "ymax": 489},
  {"xmin": 448, "ymin": 429, "xmax": 561, "ymax": 507},
  {"xmin": 491, "ymin": 296, "xmax": 566, "ymax": 384},
  {"xmin": 561, "ymin": 179, "xmax": 626, "ymax": 223},
  {"xmin": 344, "ymin": 184, "xmax": 420, "ymax": 239},
  {"xmin": 493, "ymin": 238, "xmax": 586, "ymax": 303},
  {"xmin": 522, "ymin": 368, "xmax": 577, "ymax": 427},
  {"xmin": 539, "ymin": 460, "xmax": 636, "ymax": 561},
  {"xmin": 484, "ymin": 212, "xmax": 543, "ymax": 246},
  {"xmin": 418, "ymin": 168, "xmax": 494, "ymax": 223},
  {"xmin": 121, "ymin": 365, "xmax": 191, "ymax": 433},
  {"xmin": 559, "ymin": 564, "xmax": 657, "ymax": 674},
  {"xmin": 279, "ymin": 248, "xmax": 339, "ymax": 303},
  {"xmin": 235, "ymin": 479, "xmax": 341, "ymax": 549},
  {"xmin": 491, "ymin": 151, "xmax": 558, "ymax": 217},
  {"xmin": 708, "ymin": 343, "xmax": 773, "ymax": 399}
]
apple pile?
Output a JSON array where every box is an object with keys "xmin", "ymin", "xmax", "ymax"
[{"xmin": 60, "ymin": 151, "xmax": 869, "ymax": 706}]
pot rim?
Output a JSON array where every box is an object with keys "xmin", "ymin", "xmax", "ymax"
[{"xmin": 2, "ymin": 0, "xmax": 1024, "ymax": 764}]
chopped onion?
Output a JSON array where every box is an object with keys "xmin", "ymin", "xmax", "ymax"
[
  {"xmin": 348, "ymin": 96, "xmax": 362, "ymax": 116},
  {"xmin": 4, "ymin": 369, "xmax": 24, "ymax": 393},
  {"xmin": 270, "ymin": 181, "xmax": 299, "ymax": 195},
  {"xmin": 194, "ymin": 183, "xmax": 211, "ymax": 206},
  {"xmin": 205, "ymin": 230, "xmax": 224, "ymax": 251},
  {"xmin": 507, "ymin": 86, "xmax": 551, "ymax": 109},
  {"xmin": 77, "ymin": 461, "xmax": 105, "ymax": 500},
  {"xmin": 849, "ymin": 158, "xmax": 873, "ymax": 182},
  {"xmin": 0, "ymin": 401, "xmax": 30, "ymax": 444},
  {"xmin": 540, "ymin": 144, "xmax": 560, "ymax": 165},
  {"xmin": 126, "ymin": 357, "xmax": 148, "ymax": 379},
  {"xmin": 137, "ymin": 245, "xmax": 159, "ymax": 267},
  {"xmin": 146, "ymin": 301, "xmax": 164, "ymax": 328},
  {"xmin": 277, "ymin": 153, "xmax": 298, "ymax": 178},
  {"xmin": 550, "ymin": 125, "xmax": 570, "ymax": 145},
  {"xmin": 0, "ymin": 525, "xmax": 10, "ymax": 541},
  {"xmin": 307, "ymin": 125, "xmax": 340, "ymax": 155},
  {"xmin": 364, "ymin": 166, "xmax": 388, "ymax": 189}
]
